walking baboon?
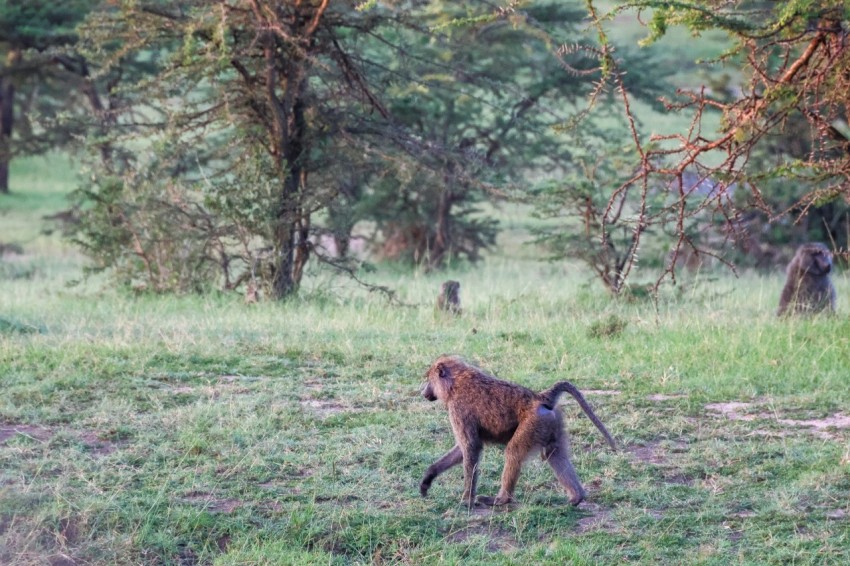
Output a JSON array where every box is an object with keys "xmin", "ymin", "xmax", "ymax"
[
  {"xmin": 420, "ymin": 355, "xmax": 616, "ymax": 508},
  {"xmin": 436, "ymin": 280, "xmax": 462, "ymax": 315},
  {"xmin": 777, "ymin": 243, "xmax": 837, "ymax": 316}
]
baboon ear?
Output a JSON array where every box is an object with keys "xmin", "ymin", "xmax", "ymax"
[{"xmin": 436, "ymin": 362, "xmax": 455, "ymax": 393}]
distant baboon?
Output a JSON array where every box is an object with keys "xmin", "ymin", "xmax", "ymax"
[
  {"xmin": 777, "ymin": 243, "xmax": 837, "ymax": 316},
  {"xmin": 244, "ymin": 279, "xmax": 259, "ymax": 304},
  {"xmin": 436, "ymin": 280, "xmax": 462, "ymax": 315},
  {"xmin": 420, "ymin": 355, "xmax": 616, "ymax": 508}
]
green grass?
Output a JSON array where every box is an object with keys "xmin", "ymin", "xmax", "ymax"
[
  {"xmin": 2, "ymin": 80, "xmax": 849, "ymax": 563},
  {"xmin": 3, "ymin": 209, "xmax": 850, "ymax": 564}
]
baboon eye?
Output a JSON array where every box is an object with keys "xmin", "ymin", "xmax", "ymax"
[{"xmin": 438, "ymin": 364, "xmax": 448, "ymax": 379}]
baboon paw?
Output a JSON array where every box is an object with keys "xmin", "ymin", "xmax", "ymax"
[
  {"xmin": 475, "ymin": 495, "xmax": 512, "ymax": 507},
  {"xmin": 419, "ymin": 482, "xmax": 431, "ymax": 497}
]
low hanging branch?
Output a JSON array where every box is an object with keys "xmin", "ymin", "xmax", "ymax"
[{"xmin": 567, "ymin": 1, "xmax": 850, "ymax": 291}]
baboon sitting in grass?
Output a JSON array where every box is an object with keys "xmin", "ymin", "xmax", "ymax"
[
  {"xmin": 420, "ymin": 355, "xmax": 616, "ymax": 508},
  {"xmin": 777, "ymin": 243, "xmax": 836, "ymax": 316},
  {"xmin": 436, "ymin": 280, "xmax": 462, "ymax": 315}
]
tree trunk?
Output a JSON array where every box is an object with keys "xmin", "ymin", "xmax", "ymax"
[
  {"xmin": 430, "ymin": 186, "xmax": 454, "ymax": 269},
  {"xmin": 0, "ymin": 49, "xmax": 20, "ymax": 195},
  {"xmin": 269, "ymin": 51, "xmax": 309, "ymax": 300},
  {"xmin": 272, "ymin": 172, "xmax": 304, "ymax": 299}
]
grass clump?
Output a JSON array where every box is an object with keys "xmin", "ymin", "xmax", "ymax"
[{"xmin": 587, "ymin": 313, "xmax": 628, "ymax": 339}]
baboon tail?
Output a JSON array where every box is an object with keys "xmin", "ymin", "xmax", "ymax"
[{"xmin": 541, "ymin": 381, "xmax": 617, "ymax": 450}]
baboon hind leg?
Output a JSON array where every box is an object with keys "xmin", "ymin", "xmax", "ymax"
[
  {"xmin": 420, "ymin": 444, "xmax": 463, "ymax": 497},
  {"xmin": 544, "ymin": 439, "xmax": 586, "ymax": 506}
]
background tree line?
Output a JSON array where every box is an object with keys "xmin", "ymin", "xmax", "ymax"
[{"xmin": 1, "ymin": 0, "xmax": 848, "ymax": 298}]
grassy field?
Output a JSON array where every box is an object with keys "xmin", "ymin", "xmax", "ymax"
[{"xmin": 2, "ymin": 155, "xmax": 850, "ymax": 565}]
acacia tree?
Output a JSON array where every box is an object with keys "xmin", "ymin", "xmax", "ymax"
[
  {"xmin": 356, "ymin": 1, "xmax": 669, "ymax": 271},
  {"xmin": 363, "ymin": 2, "xmax": 591, "ymax": 269},
  {"xmin": 581, "ymin": 0, "xmax": 850, "ymax": 282},
  {"xmin": 0, "ymin": 0, "xmax": 97, "ymax": 193},
  {"xmin": 78, "ymin": 0, "xmax": 427, "ymax": 299},
  {"xmin": 76, "ymin": 0, "xmax": 637, "ymax": 294}
]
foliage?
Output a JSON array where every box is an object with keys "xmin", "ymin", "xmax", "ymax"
[
  {"xmin": 531, "ymin": 121, "xmax": 673, "ymax": 295},
  {"xmin": 590, "ymin": 0, "xmax": 850, "ymax": 268},
  {"xmin": 359, "ymin": 1, "xmax": 590, "ymax": 269},
  {"xmin": 75, "ymin": 1, "xmax": 604, "ymax": 295},
  {"xmin": 75, "ymin": 1, "xmax": 405, "ymax": 298},
  {"xmin": 73, "ymin": 137, "xmax": 280, "ymax": 294},
  {"xmin": 0, "ymin": 0, "xmax": 100, "ymax": 193}
]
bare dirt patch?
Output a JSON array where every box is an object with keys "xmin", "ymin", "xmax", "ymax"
[
  {"xmin": 181, "ymin": 492, "xmax": 243, "ymax": 513},
  {"xmin": 77, "ymin": 431, "xmax": 122, "ymax": 457},
  {"xmin": 705, "ymin": 402, "xmax": 760, "ymax": 421},
  {"xmin": 0, "ymin": 423, "xmax": 125, "ymax": 457},
  {"xmin": 575, "ymin": 502, "xmax": 615, "ymax": 534},
  {"xmin": 706, "ymin": 403, "xmax": 850, "ymax": 439},
  {"xmin": 628, "ymin": 441, "xmax": 669, "ymax": 465},
  {"xmin": 300, "ymin": 398, "xmax": 348, "ymax": 417},
  {"xmin": 775, "ymin": 413, "xmax": 850, "ymax": 432},
  {"xmin": 647, "ymin": 394, "xmax": 687, "ymax": 402},
  {"xmin": 445, "ymin": 521, "xmax": 518, "ymax": 553},
  {"xmin": 0, "ymin": 424, "xmax": 53, "ymax": 443}
]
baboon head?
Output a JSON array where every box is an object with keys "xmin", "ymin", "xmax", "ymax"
[
  {"xmin": 421, "ymin": 355, "xmax": 460, "ymax": 402},
  {"xmin": 441, "ymin": 280, "xmax": 460, "ymax": 298},
  {"xmin": 797, "ymin": 243, "xmax": 833, "ymax": 276}
]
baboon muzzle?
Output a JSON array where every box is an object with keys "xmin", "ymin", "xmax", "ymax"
[{"xmin": 422, "ymin": 383, "xmax": 437, "ymax": 401}]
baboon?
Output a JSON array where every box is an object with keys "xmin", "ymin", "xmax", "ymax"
[
  {"xmin": 777, "ymin": 243, "xmax": 837, "ymax": 316},
  {"xmin": 420, "ymin": 355, "xmax": 616, "ymax": 508},
  {"xmin": 436, "ymin": 280, "xmax": 462, "ymax": 315},
  {"xmin": 244, "ymin": 279, "xmax": 259, "ymax": 304}
]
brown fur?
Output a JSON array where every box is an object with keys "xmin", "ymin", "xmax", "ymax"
[
  {"xmin": 420, "ymin": 355, "xmax": 616, "ymax": 508},
  {"xmin": 436, "ymin": 280, "xmax": 462, "ymax": 315},
  {"xmin": 777, "ymin": 243, "xmax": 837, "ymax": 316}
]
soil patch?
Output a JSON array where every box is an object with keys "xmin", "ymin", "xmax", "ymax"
[
  {"xmin": 300, "ymin": 398, "xmax": 348, "ymax": 417},
  {"xmin": 0, "ymin": 424, "xmax": 53, "ymax": 443},
  {"xmin": 647, "ymin": 394, "xmax": 686, "ymax": 402},
  {"xmin": 706, "ymin": 403, "xmax": 850, "ymax": 439},
  {"xmin": 445, "ymin": 521, "xmax": 517, "ymax": 553},
  {"xmin": 705, "ymin": 402, "xmax": 759, "ymax": 421},
  {"xmin": 628, "ymin": 441, "xmax": 668, "ymax": 465},
  {"xmin": 664, "ymin": 472, "xmax": 694, "ymax": 486},
  {"xmin": 775, "ymin": 413, "xmax": 850, "ymax": 432},
  {"xmin": 575, "ymin": 502, "xmax": 615, "ymax": 534},
  {"xmin": 181, "ymin": 492, "xmax": 243, "ymax": 513}
]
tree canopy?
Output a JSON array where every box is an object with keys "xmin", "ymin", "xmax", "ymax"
[{"xmin": 5, "ymin": 0, "xmax": 849, "ymax": 297}]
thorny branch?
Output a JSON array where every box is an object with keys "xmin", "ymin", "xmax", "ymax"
[{"xmin": 572, "ymin": 1, "xmax": 850, "ymax": 294}]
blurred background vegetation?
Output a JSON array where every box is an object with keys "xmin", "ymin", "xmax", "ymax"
[{"xmin": 1, "ymin": 0, "xmax": 849, "ymax": 299}]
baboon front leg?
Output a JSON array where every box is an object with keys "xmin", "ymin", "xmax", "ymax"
[
  {"xmin": 420, "ymin": 444, "xmax": 463, "ymax": 497},
  {"xmin": 460, "ymin": 442, "xmax": 483, "ymax": 508},
  {"xmin": 544, "ymin": 440, "xmax": 586, "ymax": 506}
]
